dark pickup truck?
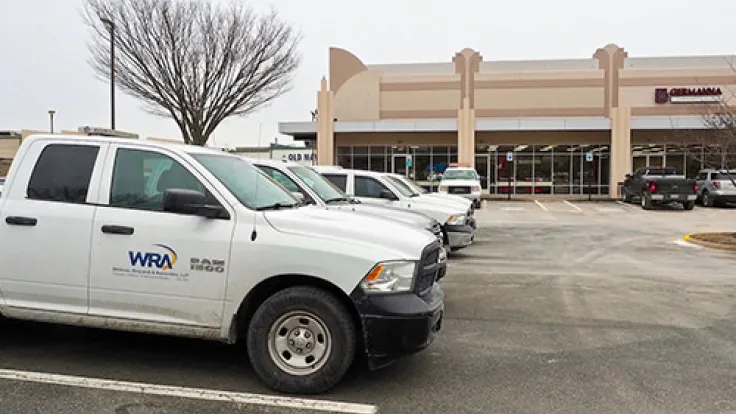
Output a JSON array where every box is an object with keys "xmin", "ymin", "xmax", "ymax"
[{"xmin": 622, "ymin": 167, "xmax": 698, "ymax": 210}]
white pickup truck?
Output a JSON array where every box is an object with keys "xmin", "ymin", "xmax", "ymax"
[
  {"xmin": 0, "ymin": 134, "xmax": 446, "ymax": 394},
  {"xmin": 314, "ymin": 166, "xmax": 476, "ymax": 251},
  {"xmin": 251, "ymin": 158, "xmax": 447, "ymax": 252}
]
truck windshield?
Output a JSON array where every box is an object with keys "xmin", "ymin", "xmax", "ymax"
[
  {"xmin": 287, "ymin": 165, "xmax": 348, "ymax": 203},
  {"xmin": 384, "ymin": 176, "xmax": 419, "ymax": 197},
  {"xmin": 191, "ymin": 154, "xmax": 299, "ymax": 210},
  {"xmin": 397, "ymin": 176, "xmax": 428, "ymax": 194},
  {"xmin": 442, "ymin": 169, "xmax": 477, "ymax": 180}
]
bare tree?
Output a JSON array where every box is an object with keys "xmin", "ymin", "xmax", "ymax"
[
  {"xmin": 668, "ymin": 84, "xmax": 736, "ymax": 184},
  {"xmin": 82, "ymin": 0, "xmax": 301, "ymax": 145}
]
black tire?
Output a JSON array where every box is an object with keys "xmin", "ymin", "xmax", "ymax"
[
  {"xmin": 684, "ymin": 200, "xmax": 695, "ymax": 210},
  {"xmin": 622, "ymin": 188, "xmax": 632, "ymax": 203},
  {"xmin": 702, "ymin": 191, "xmax": 714, "ymax": 207},
  {"xmin": 246, "ymin": 286, "xmax": 356, "ymax": 395},
  {"xmin": 641, "ymin": 193, "xmax": 653, "ymax": 210}
]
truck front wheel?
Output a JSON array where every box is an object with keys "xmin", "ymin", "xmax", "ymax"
[{"xmin": 246, "ymin": 286, "xmax": 356, "ymax": 394}]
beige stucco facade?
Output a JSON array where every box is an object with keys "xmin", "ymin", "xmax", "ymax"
[{"xmin": 280, "ymin": 44, "xmax": 736, "ymax": 197}]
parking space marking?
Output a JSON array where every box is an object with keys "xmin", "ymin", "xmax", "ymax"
[
  {"xmin": 500, "ymin": 206, "xmax": 526, "ymax": 211},
  {"xmin": 534, "ymin": 200, "xmax": 548, "ymax": 211},
  {"xmin": 0, "ymin": 369, "xmax": 378, "ymax": 414},
  {"xmin": 563, "ymin": 200, "xmax": 584, "ymax": 212}
]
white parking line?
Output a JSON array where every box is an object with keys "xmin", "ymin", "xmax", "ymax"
[
  {"xmin": 0, "ymin": 369, "xmax": 378, "ymax": 414},
  {"xmin": 500, "ymin": 206, "xmax": 526, "ymax": 211},
  {"xmin": 563, "ymin": 200, "xmax": 584, "ymax": 212},
  {"xmin": 534, "ymin": 200, "xmax": 548, "ymax": 211}
]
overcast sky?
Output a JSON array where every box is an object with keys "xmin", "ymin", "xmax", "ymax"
[{"xmin": 1, "ymin": 0, "xmax": 735, "ymax": 148}]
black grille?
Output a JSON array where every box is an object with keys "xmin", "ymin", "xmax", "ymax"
[
  {"xmin": 414, "ymin": 242, "xmax": 441, "ymax": 295},
  {"xmin": 449, "ymin": 186, "xmax": 471, "ymax": 194}
]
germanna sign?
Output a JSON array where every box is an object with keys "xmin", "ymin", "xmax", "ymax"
[{"xmin": 655, "ymin": 87, "xmax": 723, "ymax": 104}]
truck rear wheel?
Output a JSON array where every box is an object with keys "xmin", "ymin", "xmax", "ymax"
[
  {"xmin": 684, "ymin": 200, "xmax": 695, "ymax": 210},
  {"xmin": 246, "ymin": 286, "xmax": 356, "ymax": 394},
  {"xmin": 641, "ymin": 193, "xmax": 653, "ymax": 210}
]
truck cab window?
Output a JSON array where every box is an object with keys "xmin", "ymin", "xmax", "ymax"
[
  {"xmin": 258, "ymin": 166, "xmax": 301, "ymax": 192},
  {"xmin": 27, "ymin": 144, "xmax": 99, "ymax": 203},
  {"xmin": 322, "ymin": 173, "xmax": 347, "ymax": 191},
  {"xmin": 355, "ymin": 176, "xmax": 391, "ymax": 198},
  {"xmin": 110, "ymin": 148, "xmax": 211, "ymax": 211}
]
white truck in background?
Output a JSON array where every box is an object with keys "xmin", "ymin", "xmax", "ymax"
[
  {"xmin": 314, "ymin": 166, "xmax": 476, "ymax": 251},
  {"xmin": 0, "ymin": 134, "xmax": 446, "ymax": 395}
]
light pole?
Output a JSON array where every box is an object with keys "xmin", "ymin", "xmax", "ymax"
[
  {"xmin": 100, "ymin": 16, "xmax": 116, "ymax": 130},
  {"xmin": 48, "ymin": 110, "xmax": 56, "ymax": 133}
]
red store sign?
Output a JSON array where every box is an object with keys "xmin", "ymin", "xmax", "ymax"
[{"xmin": 655, "ymin": 87, "xmax": 723, "ymax": 104}]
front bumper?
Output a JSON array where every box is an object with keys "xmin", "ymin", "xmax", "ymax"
[
  {"xmin": 444, "ymin": 223, "xmax": 475, "ymax": 249},
  {"xmin": 350, "ymin": 282, "xmax": 445, "ymax": 368}
]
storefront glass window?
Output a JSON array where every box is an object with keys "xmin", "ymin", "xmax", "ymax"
[
  {"xmin": 552, "ymin": 146, "xmax": 572, "ymax": 195},
  {"xmin": 413, "ymin": 146, "xmax": 431, "ymax": 183}
]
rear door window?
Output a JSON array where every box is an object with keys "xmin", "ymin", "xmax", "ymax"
[
  {"xmin": 27, "ymin": 144, "xmax": 99, "ymax": 203},
  {"xmin": 322, "ymin": 173, "xmax": 348, "ymax": 191}
]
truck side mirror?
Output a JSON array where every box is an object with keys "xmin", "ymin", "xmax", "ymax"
[
  {"xmin": 625, "ymin": 173, "xmax": 632, "ymax": 179},
  {"xmin": 379, "ymin": 189, "xmax": 397, "ymax": 200},
  {"xmin": 291, "ymin": 192, "xmax": 305, "ymax": 204},
  {"xmin": 163, "ymin": 188, "xmax": 227, "ymax": 219}
]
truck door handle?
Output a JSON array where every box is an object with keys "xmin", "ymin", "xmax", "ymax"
[
  {"xmin": 5, "ymin": 216, "xmax": 37, "ymax": 226},
  {"xmin": 101, "ymin": 225, "xmax": 134, "ymax": 235}
]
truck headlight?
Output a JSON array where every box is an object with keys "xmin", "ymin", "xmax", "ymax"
[
  {"xmin": 471, "ymin": 185, "xmax": 481, "ymax": 192},
  {"xmin": 446, "ymin": 214, "xmax": 466, "ymax": 226},
  {"xmin": 438, "ymin": 185, "xmax": 448, "ymax": 192},
  {"xmin": 360, "ymin": 260, "xmax": 416, "ymax": 294}
]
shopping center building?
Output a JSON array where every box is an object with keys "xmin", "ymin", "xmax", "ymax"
[{"xmin": 278, "ymin": 44, "xmax": 736, "ymax": 197}]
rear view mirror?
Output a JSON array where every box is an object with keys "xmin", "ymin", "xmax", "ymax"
[
  {"xmin": 163, "ymin": 188, "xmax": 227, "ymax": 219},
  {"xmin": 379, "ymin": 189, "xmax": 397, "ymax": 200},
  {"xmin": 625, "ymin": 173, "xmax": 632, "ymax": 179}
]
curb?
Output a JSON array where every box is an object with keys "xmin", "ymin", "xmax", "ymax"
[{"xmin": 683, "ymin": 233, "xmax": 736, "ymax": 252}]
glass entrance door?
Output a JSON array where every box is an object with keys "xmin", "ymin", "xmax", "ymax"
[
  {"xmin": 392, "ymin": 155, "xmax": 408, "ymax": 176},
  {"xmin": 475, "ymin": 154, "xmax": 490, "ymax": 190}
]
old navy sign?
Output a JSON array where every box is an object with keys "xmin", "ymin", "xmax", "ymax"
[
  {"xmin": 655, "ymin": 87, "xmax": 723, "ymax": 104},
  {"xmin": 286, "ymin": 153, "xmax": 316, "ymax": 162}
]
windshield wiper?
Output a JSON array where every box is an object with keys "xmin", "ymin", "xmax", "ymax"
[
  {"xmin": 325, "ymin": 197, "xmax": 350, "ymax": 204},
  {"xmin": 255, "ymin": 202, "xmax": 298, "ymax": 211}
]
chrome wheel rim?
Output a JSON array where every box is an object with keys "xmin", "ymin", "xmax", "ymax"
[{"xmin": 267, "ymin": 311, "xmax": 332, "ymax": 376}]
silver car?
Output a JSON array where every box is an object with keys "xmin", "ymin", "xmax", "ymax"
[{"xmin": 695, "ymin": 169, "xmax": 736, "ymax": 207}]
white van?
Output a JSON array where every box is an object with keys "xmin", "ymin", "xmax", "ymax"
[
  {"xmin": 314, "ymin": 166, "xmax": 476, "ymax": 251},
  {"xmin": 0, "ymin": 134, "xmax": 446, "ymax": 395}
]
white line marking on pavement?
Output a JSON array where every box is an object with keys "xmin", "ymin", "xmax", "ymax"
[
  {"xmin": 672, "ymin": 239, "xmax": 703, "ymax": 249},
  {"xmin": 0, "ymin": 369, "xmax": 378, "ymax": 414},
  {"xmin": 534, "ymin": 200, "xmax": 548, "ymax": 211},
  {"xmin": 500, "ymin": 206, "xmax": 526, "ymax": 211},
  {"xmin": 563, "ymin": 200, "xmax": 584, "ymax": 212},
  {"xmin": 596, "ymin": 207, "xmax": 624, "ymax": 212}
]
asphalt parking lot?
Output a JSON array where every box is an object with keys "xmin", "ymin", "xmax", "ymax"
[{"xmin": 2, "ymin": 200, "xmax": 736, "ymax": 413}]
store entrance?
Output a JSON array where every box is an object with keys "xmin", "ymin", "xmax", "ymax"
[
  {"xmin": 392, "ymin": 154, "xmax": 408, "ymax": 176},
  {"xmin": 476, "ymin": 144, "xmax": 610, "ymax": 196}
]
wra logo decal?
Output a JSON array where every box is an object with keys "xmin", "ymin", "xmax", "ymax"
[{"xmin": 128, "ymin": 244, "xmax": 178, "ymax": 270}]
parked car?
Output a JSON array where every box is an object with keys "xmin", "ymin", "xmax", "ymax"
[
  {"xmin": 382, "ymin": 172, "xmax": 477, "ymax": 231},
  {"xmin": 314, "ymin": 166, "xmax": 476, "ymax": 251},
  {"xmin": 621, "ymin": 166, "xmax": 698, "ymax": 210},
  {"xmin": 437, "ymin": 165, "xmax": 483, "ymax": 209},
  {"xmin": 0, "ymin": 134, "xmax": 446, "ymax": 395},
  {"xmin": 250, "ymin": 158, "xmax": 448, "ymax": 258},
  {"xmin": 386, "ymin": 172, "xmax": 474, "ymax": 211},
  {"xmin": 694, "ymin": 169, "xmax": 736, "ymax": 207}
]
